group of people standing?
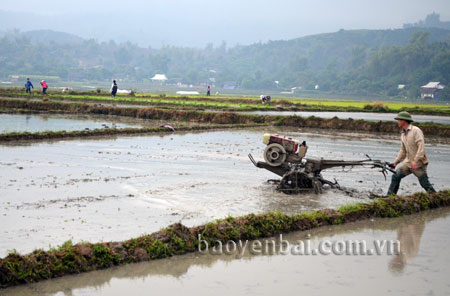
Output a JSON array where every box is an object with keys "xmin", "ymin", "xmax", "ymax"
[
  {"xmin": 24, "ymin": 78, "xmax": 118, "ymax": 97},
  {"xmin": 25, "ymin": 78, "xmax": 48, "ymax": 94}
]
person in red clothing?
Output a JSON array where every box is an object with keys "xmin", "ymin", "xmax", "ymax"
[{"xmin": 40, "ymin": 80, "xmax": 48, "ymax": 94}]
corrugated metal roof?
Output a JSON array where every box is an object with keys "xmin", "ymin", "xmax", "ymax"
[
  {"xmin": 421, "ymin": 82, "xmax": 444, "ymax": 89},
  {"xmin": 151, "ymin": 74, "xmax": 168, "ymax": 81}
]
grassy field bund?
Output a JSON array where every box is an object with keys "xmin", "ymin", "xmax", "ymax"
[
  {"xmin": 0, "ymin": 123, "xmax": 262, "ymax": 142},
  {"xmin": 1, "ymin": 191, "xmax": 449, "ymax": 288},
  {"xmin": 1, "ymin": 88, "xmax": 450, "ymax": 115}
]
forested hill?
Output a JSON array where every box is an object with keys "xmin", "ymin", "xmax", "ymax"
[
  {"xmin": 404, "ymin": 12, "xmax": 450, "ymax": 31},
  {"xmin": 219, "ymin": 27, "xmax": 450, "ymax": 81},
  {"xmin": 0, "ymin": 26, "xmax": 449, "ymax": 97},
  {"xmin": 1, "ymin": 29, "xmax": 85, "ymax": 44},
  {"xmin": 230, "ymin": 27, "xmax": 450, "ymax": 72},
  {"xmin": 22, "ymin": 30, "xmax": 85, "ymax": 44}
]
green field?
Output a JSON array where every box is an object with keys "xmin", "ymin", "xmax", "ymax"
[
  {"xmin": 286, "ymin": 99, "xmax": 450, "ymax": 110},
  {"xmin": 1, "ymin": 88, "xmax": 450, "ymax": 115}
]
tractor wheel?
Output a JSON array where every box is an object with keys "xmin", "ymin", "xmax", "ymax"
[
  {"xmin": 278, "ymin": 170, "xmax": 314, "ymax": 194},
  {"xmin": 264, "ymin": 143, "xmax": 286, "ymax": 167}
]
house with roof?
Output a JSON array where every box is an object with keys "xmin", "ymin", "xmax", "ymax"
[
  {"xmin": 151, "ymin": 74, "xmax": 168, "ymax": 84},
  {"xmin": 420, "ymin": 82, "xmax": 445, "ymax": 99}
]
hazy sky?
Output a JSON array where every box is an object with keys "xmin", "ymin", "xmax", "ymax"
[{"xmin": 1, "ymin": 0, "xmax": 450, "ymax": 47}]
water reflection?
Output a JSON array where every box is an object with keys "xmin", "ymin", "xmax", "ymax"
[
  {"xmin": 389, "ymin": 218, "xmax": 425, "ymax": 274},
  {"xmin": 0, "ymin": 113, "xmax": 142, "ymax": 133},
  {"xmin": 3, "ymin": 207, "xmax": 449, "ymax": 296}
]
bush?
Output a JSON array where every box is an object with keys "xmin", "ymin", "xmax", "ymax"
[
  {"xmin": 372, "ymin": 102, "xmax": 389, "ymax": 112},
  {"xmin": 363, "ymin": 102, "xmax": 389, "ymax": 112},
  {"xmin": 363, "ymin": 103, "xmax": 373, "ymax": 110},
  {"xmin": 438, "ymin": 85, "xmax": 450, "ymax": 100}
]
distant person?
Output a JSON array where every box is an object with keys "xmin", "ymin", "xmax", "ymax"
[
  {"xmin": 40, "ymin": 80, "xmax": 48, "ymax": 94},
  {"xmin": 206, "ymin": 85, "xmax": 211, "ymax": 96},
  {"xmin": 260, "ymin": 95, "xmax": 271, "ymax": 105},
  {"xmin": 25, "ymin": 78, "xmax": 34, "ymax": 94},
  {"xmin": 387, "ymin": 112, "xmax": 436, "ymax": 196},
  {"xmin": 111, "ymin": 80, "xmax": 118, "ymax": 97}
]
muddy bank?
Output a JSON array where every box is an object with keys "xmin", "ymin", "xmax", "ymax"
[
  {"xmin": 0, "ymin": 191, "xmax": 449, "ymax": 289},
  {"xmin": 1, "ymin": 98, "xmax": 450, "ymax": 137},
  {"xmin": 275, "ymin": 115, "xmax": 450, "ymax": 137},
  {"xmin": 0, "ymin": 98, "xmax": 264, "ymax": 125},
  {"xmin": 3, "ymin": 207, "xmax": 449, "ymax": 296},
  {"xmin": 244, "ymin": 111, "xmax": 450, "ymax": 125}
]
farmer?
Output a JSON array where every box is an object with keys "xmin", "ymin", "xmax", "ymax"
[
  {"xmin": 260, "ymin": 95, "xmax": 271, "ymax": 105},
  {"xmin": 387, "ymin": 111, "xmax": 436, "ymax": 196},
  {"xmin": 25, "ymin": 78, "xmax": 34, "ymax": 94},
  {"xmin": 206, "ymin": 85, "xmax": 211, "ymax": 96},
  {"xmin": 111, "ymin": 80, "xmax": 118, "ymax": 97},
  {"xmin": 40, "ymin": 80, "xmax": 48, "ymax": 94}
]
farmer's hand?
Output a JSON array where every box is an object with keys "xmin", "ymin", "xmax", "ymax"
[
  {"xmin": 390, "ymin": 162, "xmax": 397, "ymax": 169},
  {"xmin": 411, "ymin": 161, "xmax": 418, "ymax": 172}
]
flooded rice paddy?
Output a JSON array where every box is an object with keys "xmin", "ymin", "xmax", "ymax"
[
  {"xmin": 3, "ymin": 207, "xmax": 450, "ymax": 295},
  {"xmin": 243, "ymin": 111, "xmax": 450, "ymax": 125},
  {"xmin": 0, "ymin": 114, "xmax": 147, "ymax": 133},
  {"xmin": 1, "ymin": 127, "xmax": 449, "ymax": 258}
]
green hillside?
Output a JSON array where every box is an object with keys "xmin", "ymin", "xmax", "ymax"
[{"xmin": 0, "ymin": 27, "xmax": 449, "ymax": 98}]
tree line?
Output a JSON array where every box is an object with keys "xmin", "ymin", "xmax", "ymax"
[{"xmin": 0, "ymin": 28, "xmax": 449, "ymax": 98}]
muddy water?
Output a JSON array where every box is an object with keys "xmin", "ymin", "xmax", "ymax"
[
  {"xmin": 3, "ymin": 208, "xmax": 450, "ymax": 296},
  {"xmin": 0, "ymin": 114, "xmax": 146, "ymax": 133},
  {"xmin": 0, "ymin": 128, "xmax": 449, "ymax": 257},
  {"xmin": 243, "ymin": 111, "xmax": 450, "ymax": 125}
]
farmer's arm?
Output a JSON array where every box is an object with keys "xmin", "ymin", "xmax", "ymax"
[
  {"xmin": 393, "ymin": 142, "xmax": 406, "ymax": 166},
  {"xmin": 413, "ymin": 129, "xmax": 426, "ymax": 163}
]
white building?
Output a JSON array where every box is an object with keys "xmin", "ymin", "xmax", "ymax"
[
  {"xmin": 420, "ymin": 82, "xmax": 445, "ymax": 99},
  {"xmin": 151, "ymin": 74, "xmax": 168, "ymax": 83}
]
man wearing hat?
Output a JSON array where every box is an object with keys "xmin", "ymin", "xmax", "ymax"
[{"xmin": 387, "ymin": 111, "xmax": 436, "ymax": 195}]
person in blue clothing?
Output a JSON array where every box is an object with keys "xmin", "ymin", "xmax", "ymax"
[
  {"xmin": 111, "ymin": 80, "xmax": 118, "ymax": 97},
  {"xmin": 25, "ymin": 78, "xmax": 34, "ymax": 94}
]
